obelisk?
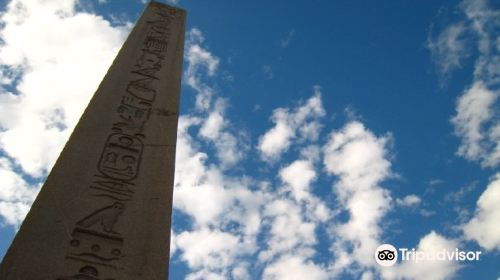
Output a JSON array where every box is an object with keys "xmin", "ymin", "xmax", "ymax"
[{"xmin": 0, "ymin": 1, "xmax": 185, "ymax": 279}]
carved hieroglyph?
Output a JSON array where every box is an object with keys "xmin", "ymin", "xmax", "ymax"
[{"xmin": 0, "ymin": 2, "xmax": 185, "ymax": 279}]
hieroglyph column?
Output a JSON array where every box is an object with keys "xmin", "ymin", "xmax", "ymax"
[{"xmin": 0, "ymin": 2, "xmax": 185, "ymax": 279}]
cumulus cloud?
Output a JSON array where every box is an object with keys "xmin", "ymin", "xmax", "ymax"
[
  {"xmin": 182, "ymin": 27, "xmax": 247, "ymax": 167},
  {"xmin": 173, "ymin": 27, "xmax": 273, "ymax": 279},
  {"xmin": 0, "ymin": 0, "xmax": 129, "ymax": 226},
  {"xmin": 321, "ymin": 120, "xmax": 457, "ymax": 279},
  {"xmin": 430, "ymin": 0, "xmax": 500, "ymax": 168},
  {"xmin": 259, "ymin": 198, "xmax": 317, "ymax": 261},
  {"xmin": 452, "ymin": 82, "xmax": 499, "ymax": 167},
  {"xmin": 258, "ymin": 87, "xmax": 325, "ymax": 161},
  {"xmin": 176, "ymin": 39, "xmax": 334, "ymax": 276},
  {"xmin": 462, "ymin": 173, "xmax": 500, "ymax": 251},
  {"xmin": 174, "ymin": 117, "xmax": 255, "ymax": 228},
  {"xmin": 173, "ymin": 114, "xmax": 267, "ymax": 278},
  {"xmin": 174, "ymin": 97, "xmax": 331, "ymax": 279},
  {"xmin": 279, "ymin": 160, "xmax": 316, "ymax": 201},
  {"xmin": 323, "ymin": 121, "xmax": 393, "ymax": 275},
  {"xmin": 382, "ymin": 231, "xmax": 461, "ymax": 280},
  {"xmin": 428, "ymin": 0, "xmax": 500, "ymax": 85},
  {"xmin": 184, "ymin": 27, "xmax": 219, "ymax": 112},
  {"xmin": 176, "ymin": 228, "xmax": 241, "ymax": 271},
  {"xmin": 0, "ymin": 158, "xmax": 40, "ymax": 226},
  {"xmin": 198, "ymin": 99, "xmax": 248, "ymax": 167},
  {"xmin": 460, "ymin": 0, "xmax": 500, "ymax": 84},
  {"xmin": 256, "ymin": 159, "xmax": 330, "ymax": 279},
  {"xmin": 263, "ymin": 255, "xmax": 328, "ymax": 280},
  {"xmin": 430, "ymin": 0, "xmax": 500, "ymax": 261}
]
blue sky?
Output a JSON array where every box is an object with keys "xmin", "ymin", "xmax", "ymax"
[{"xmin": 0, "ymin": 0, "xmax": 499, "ymax": 279}]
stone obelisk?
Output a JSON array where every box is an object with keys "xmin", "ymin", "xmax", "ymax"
[{"xmin": 0, "ymin": 1, "xmax": 185, "ymax": 279}]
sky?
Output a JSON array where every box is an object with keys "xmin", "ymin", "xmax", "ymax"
[{"xmin": 0, "ymin": 0, "xmax": 499, "ymax": 279}]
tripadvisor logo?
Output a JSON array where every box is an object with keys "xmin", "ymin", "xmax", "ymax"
[
  {"xmin": 374, "ymin": 243, "xmax": 482, "ymax": 267},
  {"xmin": 375, "ymin": 244, "xmax": 398, "ymax": 266}
]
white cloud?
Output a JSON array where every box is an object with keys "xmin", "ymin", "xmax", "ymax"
[
  {"xmin": 176, "ymin": 228, "xmax": 241, "ymax": 270},
  {"xmin": 174, "ymin": 33, "xmax": 269, "ymax": 276},
  {"xmin": 431, "ymin": 0, "xmax": 500, "ymax": 168},
  {"xmin": 462, "ymin": 173, "xmax": 500, "ymax": 251},
  {"xmin": 173, "ymin": 114, "xmax": 267, "ymax": 278},
  {"xmin": 259, "ymin": 198, "xmax": 317, "ymax": 262},
  {"xmin": 284, "ymin": 169, "xmax": 330, "ymax": 222},
  {"xmin": 428, "ymin": 179, "xmax": 445, "ymax": 186},
  {"xmin": 447, "ymin": 1, "xmax": 500, "ymax": 253},
  {"xmin": 299, "ymin": 145, "xmax": 321, "ymax": 163},
  {"xmin": 396, "ymin": 194, "xmax": 422, "ymax": 207},
  {"xmin": 451, "ymin": 81, "xmax": 499, "ymax": 167},
  {"xmin": 427, "ymin": 23, "xmax": 468, "ymax": 77},
  {"xmin": 428, "ymin": 0, "xmax": 500, "ymax": 85},
  {"xmin": 258, "ymin": 109, "xmax": 295, "ymax": 160},
  {"xmin": 0, "ymin": 159, "xmax": 39, "ymax": 226},
  {"xmin": 263, "ymin": 255, "xmax": 328, "ymax": 280},
  {"xmin": 488, "ymin": 123, "xmax": 500, "ymax": 166},
  {"xmin": 420, "ymin": 209, "xmax": 436, "ymax": 217},
  {"xmin": 444, "ymin": 181, "xmax": 477, "ymax": 203},
  {"xmin": 300, "ymin": 120, "xmax": 323, "ymax": 142},
  {"xmin": 254, "ymin": 148, "xmax": 332, "ymax": 278},
  {"xmin": 170, "ymin": 230, "xmax": 177, "ymax": 257},
  {"xmin": 174, "ymin": 116, "xmax": 268, "ymax": 280},
  {"xmin": 176, "ymin": 43, "xmax": 332, "ymax": 276},
  {"xmin": 0, "ymin": 0, "xmax": 129, "ymax": 176},
  {"xmin": 279, "ymin": 159, "xmax": 316, "ymax": 201},
  {"xmin": 184, "ymin": 27, "xmax": 219, "ymax": 112},
  {"xmin": 199, "ymin": 99, "xmax": 247, "ymax": 167},
  {"xmin": 231, "ymin": 264, "xmax": 251, "ymax": 280},
  {"xmin": 323, "ymin": 121, "xmax": 392, "ymax": 193},
  {"xmin": 460, "ymin": 0, "xmax": 500, "ymax": 84},
  {"xmin": 323, "ymin": 121, "xmax": 393, "ymax": 275},
  {"xmin": 258, "ymin": 87, "xmax": 325, "ymax": 161},
  {"xmin": 174, "ymin": 117, "xmax": 236, "ymax": 226},
  {"xmin": 199, "ymin": 100, "xmax": 226, "ymax": 139},
  {"xmin": 0, "ymin": 0, "xmax": 129, "ymax": 226},
  {"xmin": 183, "ymin": 28, "xmax": 247, "ymax": 167},
  {"xmin": 382, "ymin": 231, "xmax": 461, "ymax": 280},
  {"xmin": 259, "ymin": 195, "xmax": 329, "ymax": 280}
]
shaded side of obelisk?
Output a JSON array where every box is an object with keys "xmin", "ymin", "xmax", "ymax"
[{"xmin": 0, "ymin": 1, "xmax": 185, "ymax": 279}]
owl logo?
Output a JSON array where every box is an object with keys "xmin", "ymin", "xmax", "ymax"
[{"xmin": 77, "ymin": 202, "xmax": 124, "ymax": 233}]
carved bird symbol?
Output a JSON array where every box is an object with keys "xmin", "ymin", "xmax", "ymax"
[{"xmin": 77, "ymin": 202, "xmax": 124, "ymax": 233}]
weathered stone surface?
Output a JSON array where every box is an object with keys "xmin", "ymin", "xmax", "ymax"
[{"xmin": 0, "ymin": 2, "xmax": 185, "ymax": 279}]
